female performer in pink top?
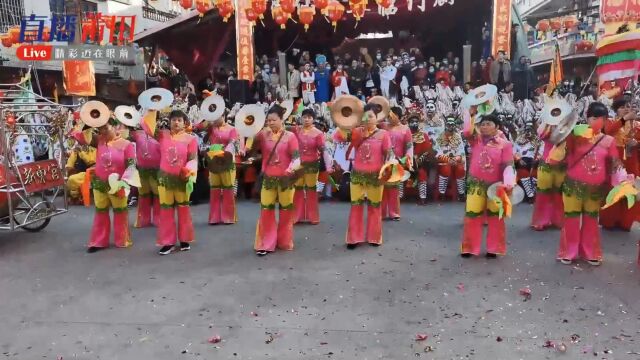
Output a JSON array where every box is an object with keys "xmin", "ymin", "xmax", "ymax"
[
  {"xmin": 291, "ymin": 108, "xmax": 334, "ymax": 224},
  {"xmin": 334, "ymin": 104, "xmax": 393, "ymax": 249},
  {"xmin": 381, "ymin": 107, "xmax": 413, "ymax": 220},
  {"xmin": 198, "ymin": 115, "xmax": 242, "ymax": 225},
  {"xmin": 252, "ymin": 105, "xmax": 301, "ymax": 256},
  {"xmin": 73, "ymin": 120, "xmax": 138, "ymax": 253},
  {"xmin": 549, "ymin": 102, "xmax": 628, "ymax": 266},
  {"xmin": 461, "ymin": 111, "xmax": 516, "ymax": 258},
  {"xmin": 144, "ymin": 110, "xmax": 199, "ymax": 255},
  {"xmin": 530, "ymin": 125, "xmax": 565, "ymax": 230},
  {"xmin": 132, "ymin": 129, "xmax": 161, "ymax": 228}
]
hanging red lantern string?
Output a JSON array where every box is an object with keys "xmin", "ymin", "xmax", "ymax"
[
  {"xmin": 196, "ymin": 0, "xmax": 212, "ymax": 15},
  {"xmin": 252, "ymin": 0, "xmax": 268, "ymax": 19},
  {"xmin": 562, "ymin": 15, "xmax": 578, "ymax": 30},
  {"xmin": 272, "ymin": 5, "xmax": 288, "ymax": 29},
  {"xmin": 549, "ymin": 17, "xmax": 562, "ymax": 31},
  {"xmin": 179, "ymin": 0, "xmax": 194, "ymax": 9},
  {"xmin": 536, "ymin": 19, "xmax": 549, "ymax": 32},
  {"xmin": 1, "ymin": 34, "xmax": 13, "ymax": 48},
  {"xmin": 214, "ymin": 0, "xmax": 234, "ymax": 21},
  {"xmin": 315, "ymin": 0, "xmax": 329, "ymax": 15},
  {"xmin": 326, "ymin": 1, "xmax": 344, "ymax": 30},
  {"xmin": 8, "ymin": 27, "xmax": 20, "ymax": 45},
  {"xmin": 376, "ymin": 0, "xmax": 392, "ymax": 9},
  {"xmin": 350, "ymin": 0, "xmax": 366, "ymax": 22},
  {"xmin": 298, "ymin": 6, "xmax": 315, "ymax": 31},
  {"xmin": 280, "ymin": 0, "xmax": 297, "ymax": 15},
  {"xmin": 245, "ymin": 7, "xmax": 259, "ymax": 25}
]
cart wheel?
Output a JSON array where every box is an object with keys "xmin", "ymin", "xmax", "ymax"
[{"xmin": 15, "ymin": 200, "xmax": 54, "ymax": 232}]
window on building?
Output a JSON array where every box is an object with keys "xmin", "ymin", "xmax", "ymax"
[
  {"xmin": 0, "ymin": 0, "xmax": 24, "ymax": 33},
  {"xmin": 49, "ymin": 0, "xmax": 65, "ymax": 16}
]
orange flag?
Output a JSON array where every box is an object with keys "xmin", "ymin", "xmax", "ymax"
[{"xmin": 546, "ymin": 41, "xmax": 563, "ymax": 96}]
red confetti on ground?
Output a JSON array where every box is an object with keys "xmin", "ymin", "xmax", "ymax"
[
  {"xmin": 456, "ymin": 283, "xmax": 465, "ymax": 292},
  {"xmin": 519, "ymin": 288, "xmax": 532, "ymax": 300},
  {"xmin": 415, "ymin": 333, "xmax": 428, "ymax": 341},
  {"xmin": 208, "ymin": 335, "xmax": 222, "ymax": 344}
]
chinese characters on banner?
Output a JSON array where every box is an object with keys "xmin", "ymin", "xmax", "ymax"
[
  {"xmin": 51, "ymin": 45, "xmax": 134, "ymax": 61},
  {"xmin": 62, "ymin": 60, "xmax": 96, "ymax": 96},
  {"xmin": 20, "ymin": 13, "xmax": 136, "ymax": 44},
  {"xmin": 17, "ymin": 160, "xmax": 65, "ymax": 193},
  {"xmin": 491, "ymin": 0, "xmax": 512, "ymax": 57},
  {"xmin": 235, "ymin": 0, "xmax": 255, "ymax": 81},
  {"xmin": 600, "ymin": 0, "xmax": 640, "ymax": 23}
]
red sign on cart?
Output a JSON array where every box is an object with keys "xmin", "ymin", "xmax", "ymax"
[{"xmin": 17, "ymin": 160, "xmax": 65, "ymax": 193}]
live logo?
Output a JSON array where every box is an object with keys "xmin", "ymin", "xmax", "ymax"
[{"xmin": 16, "ymin": 45, "xmax": 53, "ymax": 61}]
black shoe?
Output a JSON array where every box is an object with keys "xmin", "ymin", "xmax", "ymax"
[
  {"xmin": 179, "ymin": 242, "xmax": 191, "ymax": 251},
  {"xmin": 486, "ymin": 253, "xmax": 497, "ymax": 258},
  {"xmin": 460, "ymin": 253, "xmax": 472, "ymax": 258},
  {"xmin": 158, "ymin": 245, "xmax": 174, "ymax": 255},
  {"xmin": 391, "ymin": 217, "xmax": 400, "ymax": 221},
  {"xmin": 417, "ymin": 198, "xmax": 427, "ymax": 206},
  {"xmin": 209, "ymin": 222, "xmax": 219, "ymax": 226},
  {"xmin": 457, "ymin": 194, "xmax": 466, "ymax": 202},
  {"xmin": 346, "ymin": 244, "xmax": 358, "ymax": 250},
  {"xmin": 256, "ymin": 250, "xmax": 268, "ymax": 256},
  {"xmin": 369, "ymin": 243, "xmax": 380, "ymax": 247},
  {"xmin": 87, "ymin": 246, "xmax": 102, "ymax": 253}
]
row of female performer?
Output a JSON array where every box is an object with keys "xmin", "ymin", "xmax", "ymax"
[{"xmin": 74, "ymin": 86, "xmax": 639, "ymax": 266}]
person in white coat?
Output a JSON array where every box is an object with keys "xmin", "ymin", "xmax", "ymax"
[
  {"xmin": 380, "ymin": 60, "xmax": 397, "ymax": 100},
  {"xmin": 288, "ymin": 63, "xmax": 301, "ymax": 100}
]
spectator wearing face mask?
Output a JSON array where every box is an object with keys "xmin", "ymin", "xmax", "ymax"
[{"xmin": 490, "ymin": 51, "xmax": 511, "ymax": 90}]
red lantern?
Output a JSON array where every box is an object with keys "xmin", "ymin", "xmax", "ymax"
[
  {"xmin": 549, "ymin": 18, "xmax": 562, "ymax": 30},
  {"xmin": 536, "ymin": 19, "xmax": 549, "ymax": 32},
  {"xmin": 272, "ymin": 6, "xmax": 288, "ymax": 29},
  {"xmin": 215, "ymin": 0, "xmax": 234, "ymax": 21},
  {"xmin": 252, "ymin": 0, "xmax": 268, "ymax": 19},
  {"xmin": 8, "ymin": 27, "xmax": 20, "ymax": 44},
  {"xmin": 315, "ymin": 0, "xmax": 329, "ymax": 14},
  {"xmin": 245, "ymin": 7, "xmax": 259, "ymax": 24},
  {"xmin": 298, "ymin": 6, "xmax": 315, "ymax": 31},
  {"xmin": 326, "ymin": 1, "xmax": 344, "ymax": 29},
  {"xmin": 281, "ymin": 0, "xmax": 297, "ymax": 14},
  {"xmin": 5, "ymin": 113, "xmax": 16, "ymax": 127},
  {"xmin": 196, "ymin": 0, "xmax": 212, "ymax": 14},
  {"xmin": 179, "ymin": 0, "xmax": 193, "ymax": 9},
  {"xmin": 1, "ymin": 34, "xmax": 12, "ymax": 48},
  {"xmin": 351, "ymin": 1, "xmax": 366, "ymax": 21},
  {"xmin": 562, "ymin": 15, "xmax": 578, "ymax": 29},
  {"xmin": 376, "ymin": 0, "xmax": 392, "ymax": 9},
  {"xmin": 575, "ymin": 40, "xmax": 594, "ymax": 52}
]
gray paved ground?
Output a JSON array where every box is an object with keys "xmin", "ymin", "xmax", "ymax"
[{"xmin": 1, "ymin": 200, "xmax": 640, "ymax": 360}]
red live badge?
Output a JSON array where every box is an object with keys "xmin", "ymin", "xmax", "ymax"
[{"xmin": 16, "ymin": 45, "xmax": 53, "ymax": 61}]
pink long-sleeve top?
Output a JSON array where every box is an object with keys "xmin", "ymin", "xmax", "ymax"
[
  {"xmin": 385, "ymin": 124, "xmax": 413, "ymax": 159},
  {"xmin": 467, "ymin": 134, "xmax": 514, "ymax": 184},
  {"xmin": 255, "ymin": 129, "xmax": 300, "ymax": 177},
  {"xmin": 208, "ymin": 124, "xmax": 240, "ymax": 154},
  {"xmin": 94, "ymin": 138, "xmax": 135, "ymax": 182},
  {"xmin": 333, "ymin": 127, "xmax": 392, "ymax": 173},
  {"xmin": 132, "ymin": 130, "xmax": 160, "ymax": 170},
  {"xmin": 157, "ymin": 130, "xmax": 198, "ymax": 189},
  {"xmin": 564, "ymin": 134, "xmax": 618, "ymax": 186},
  {"xmin": 292, "ymin": 126, "xmax": 325, "ymax": 163}
]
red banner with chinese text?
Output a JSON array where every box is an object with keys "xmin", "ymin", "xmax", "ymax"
[
  {"xmin": 600, "ymin": 0, "xmax": 640, "ymax": 23},
  {"xmin": 17, "ymin": 160, "xmax": 65, "ymax": 193},
  {"xmin": 491, "ymin": 0, "xmax": 512, "ymax": 58},
  {"xmin": 62, "ymin": 60, "xmax": 96, "ymax": 96},
  {"xmin": 236, "ymin": 0, "xmax": 255, "ymax": 81}
]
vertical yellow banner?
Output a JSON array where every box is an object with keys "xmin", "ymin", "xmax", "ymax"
[
  {"xmin": 235, "ymin": 0, "xmax": 255, "ymax": 81},
  {"xmin": 491, "ymin": 0, "xmax": 512, "ymax": 57}
]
